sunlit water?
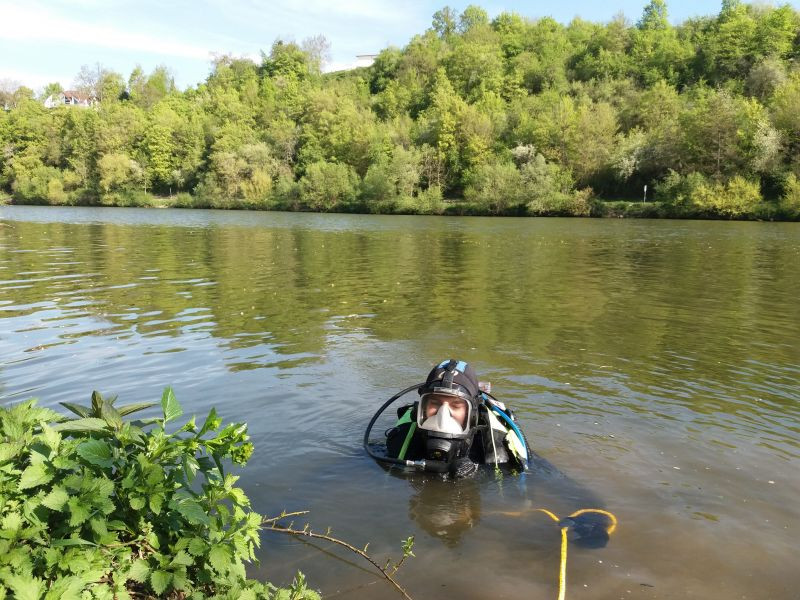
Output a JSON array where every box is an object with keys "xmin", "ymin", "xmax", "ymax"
[{"xmin": 1, "ymin": 205, "xmax": 798, "ymax": 599}]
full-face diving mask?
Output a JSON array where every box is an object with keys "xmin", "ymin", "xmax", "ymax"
[
  {"xmin": 416, "ymin": 360, "xmax": 481, "ymax": 465},
  {"xmin": 417, "ymin": 390, "xmax": 472, "ymax": 435}
]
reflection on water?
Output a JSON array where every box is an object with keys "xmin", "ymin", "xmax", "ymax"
[{"xmin": 1, "ymin": 206, "xmax": 799, "ymax": 599}]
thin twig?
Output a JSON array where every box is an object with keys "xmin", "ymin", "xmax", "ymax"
[
  {"xmin": 261, "ymin": 510, "xmax": 310, "ymax": 525},
  {"xmin": 264, "ymin": 515, "xmax": 414, "ymax": 600},
  {"xmin": 390, "ymin": 551, "xmax": 410, "ymax": 576},
  {"xmin": 283, "ymin": 534, "xmax": 375, "ymax": 576}
]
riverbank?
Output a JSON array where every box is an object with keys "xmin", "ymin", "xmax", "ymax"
[{"xmin": 4, "ymin": 192, "xmax": 799, "ymax": 221}]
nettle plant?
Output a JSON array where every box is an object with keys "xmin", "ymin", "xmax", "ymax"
[{"xmin": 0, "ymin": 388, "xmax": 319, "ymax": 600}]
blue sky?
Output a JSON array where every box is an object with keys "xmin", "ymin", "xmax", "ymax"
[{"xmin": 1, "ymin": 0, "xmax": 797, "ymax": 93}]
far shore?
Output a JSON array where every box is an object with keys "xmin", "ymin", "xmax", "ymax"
[{"xmin": 2, "ymin": 194, "xmax": 798, "ymax": 222}]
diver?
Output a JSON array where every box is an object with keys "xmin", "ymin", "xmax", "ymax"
[
  {"xmin": 364, "ymin": 359, "xmax": 530, "ymax": 478},
  {"xmin": 364, "ymin": 358, "xmax": 615, "ymax": 547}
]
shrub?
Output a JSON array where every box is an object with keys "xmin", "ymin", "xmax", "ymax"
[
  {"xmin": 299, "ymin": 161, "xmax": 360, "ymax": 211},
  {"xmin": 361, "ymin": 146, "xmax": 423, "ymax": 213},
  {"xmin": 690, "ymin": 176, "xmax": 763, "ymax": 218},
  {"xmin": 395, "ymin": 185, "xmax": 445, "ymax": 214},
  {"xmin": 0, "ymin": 389, "xmax": 319, "ymax": 600},
  {"xmin": 654, "ymin": 170, "xmax": 708, "ymax": 213},
  {"xmin": 98, "ymin": 153, "xmax": 144, "ymax": 195},
  {"xmin": 779, "ymin": 174, "xmax": 800, "ymax": 218},
  {"xmin": 361, "ymin": 160, "xmax": 397, "ymax": 212},
  {"xmin": 527, "ymin": 187, "xmax": 593, "ymax": 216},
  {"xmin": 655, "ymin": 171, "xmax": 763, "ymax": 218},
  {"xmin": 173, "ymin": 192, "xmax": 198, "ymax": 208},
  {"xmin": 519, "ymin": 155, "xmax": 590, "ymax": 216},
  {"xmin": 7, "ymin": 154, "xmax": 68, "ymax": 205},
  {"xmin": 463, "ymin": 162, "xmax": 522, "ymax": 214}
]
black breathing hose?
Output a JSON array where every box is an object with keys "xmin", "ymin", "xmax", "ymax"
[{"xmin": 363, "ymin": 382, "xmax": 430, "ymax": 468}]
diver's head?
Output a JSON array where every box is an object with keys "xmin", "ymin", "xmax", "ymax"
[{"xmin": 416, "ymin": 359, "xmax": 482, "ymax": 466}]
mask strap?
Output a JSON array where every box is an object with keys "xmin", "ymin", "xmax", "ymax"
[{"xmin": 442, "ymin": 359, "xmax": 457, "ymax": 388}]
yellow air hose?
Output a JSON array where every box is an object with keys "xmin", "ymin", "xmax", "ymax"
[
  {"xmin": 536, "ymin": 508, "xmax": 618, "ymax": 600},
  {"xmin": 498, "ymin": 507, "xmax": 618, "ymax": 600}
]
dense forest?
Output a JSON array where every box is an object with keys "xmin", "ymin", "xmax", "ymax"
[{"xmin": 2, "ymin": 1, "xmax": 800, "ymax": 219}]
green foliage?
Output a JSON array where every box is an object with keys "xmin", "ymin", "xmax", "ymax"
[
  {"xmin": 464, "ymin": 161, "xmax": 523, "ymax": 214},
  {"xmin": 2, "ymin": 2, "xmax": 800, "ymax": 219},
  {"xmin": 655, "ymin": 170, "xmax": 709, "ymax": 212},
  {"xmin": 299, "ymin": 161, "xmax": 360, "ymax": 211},
  {"xmin": 98, "ymin": 153, "xmax": 143, "ymax": 195},
  {"xmin": 397, "ymin": 184, "xmax": 445, "ymax": 215},
  {"xmin": 779, "ymin": 174, "xmax": 800, "ymax": 218},
  {"xmin": 0, "ymin": 389, "xmax": 319, "ymax": 600},
  {"xmin": 198, "ymin": 142, "xmax": 281, "ymax": 208},
  {"xmin": 690, "ymin": 175, "xmax": 764, "ymax": 217},
  {"xmin": 658, "ymin": 171, "xmax": 764, "ymax": 217},
  {"xmin": 361, "ymin": 146, "xmax": 423, "ymax": 212}
]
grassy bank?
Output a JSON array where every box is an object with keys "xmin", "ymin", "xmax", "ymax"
[{"xmin": 4, "ymin": 191, "xmax": 800, "ymax": 221}]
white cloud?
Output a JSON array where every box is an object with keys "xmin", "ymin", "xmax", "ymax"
[
  {"xmin": 210, "ymin": 0, "xmax": 408, "ymax": 25},
  {"xmin": 0, "ymin": 67, "xmax": 61, "ymax": 91},
  {"xmin": 0, "ymin": 1, "xmax": 214, "ymax": 60},
  {"xmin": 291, "ymin": 0, "xmax": 407, "ymax": 21}
]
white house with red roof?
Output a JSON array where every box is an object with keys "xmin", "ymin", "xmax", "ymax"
[{"xmin": 44, "ymin": 90, "xmax": 97, "ymax": 108}]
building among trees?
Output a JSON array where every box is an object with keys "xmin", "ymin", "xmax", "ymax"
[{"xmin": 43, "ymin": 90, "xmax": 97, "ymax": 108}]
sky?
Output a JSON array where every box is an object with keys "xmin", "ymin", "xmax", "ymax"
[{"xmin": 1, "ymin": 0, "xmax": 798, "ymax": 94}]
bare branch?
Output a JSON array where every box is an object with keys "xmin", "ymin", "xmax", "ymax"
[{"xmin": 264, "ymin": 514, "xmax": 414, "ymax": 600}]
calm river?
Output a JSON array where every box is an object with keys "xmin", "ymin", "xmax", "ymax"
[{"xmin": 1, "ymin": 205, "xmax": 798, "ymax": 599}]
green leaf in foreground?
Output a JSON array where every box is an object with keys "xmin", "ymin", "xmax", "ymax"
[
  {"xmin": 208, "ymin": 545, "xmax": 232, "ymax": 574},
  {"xmin": 77, "ymin": 439, "xmax": 114, "ymax": 468},
  {"xmin": 3, "ymin": 575, "xmax": 45, "ymax": 600},
  {"xmin": 160, "ymin": 386, "xmax": 182, "ymax": 423},
  {"xmin": 41, "ymin": 485, "xmax": 69, "ymax": 511},
  {"xmin": 51, "ymin": 417, "xmax": 109, "ymax": 433},
  {"xmin": 50, "ymin": 537, "xmax": 96, "ymax": 547},
  {"xmin": 150, "ymin": 570, "xmax": 172, "ymax": 595},
  {"xmin": 127, "ymin": 559, "xmax": 150, "ymax": 583},
  {"xmin": 60, "ymin": 401, "xmax": 90, "ymax": 418},
  {"xmin": 19, "ymin": 462, "xmax": 53, "ymax": 490},
  {"xmin": 175, "ymin": 498, "xmax": 209, "ymax": 525},
  {"xmin": 117, "ymin": 401, "xmax": 156, "ymax": 416}
]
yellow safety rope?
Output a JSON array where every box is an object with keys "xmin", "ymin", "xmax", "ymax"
[{"xmin": 531, "ymin": 508, "xmax": 619, "ymax": 600}]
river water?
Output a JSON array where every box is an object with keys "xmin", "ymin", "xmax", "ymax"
[{"xmin": 1, "ymin": 205, "xmax": 798, "ymax": 599}]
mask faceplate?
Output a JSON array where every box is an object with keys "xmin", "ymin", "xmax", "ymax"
[{"xmin": 419, "ymin": 403, "xmax": 464, "ymax": 435}]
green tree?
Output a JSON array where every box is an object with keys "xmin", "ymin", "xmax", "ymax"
[
  {"xmin": 432, "ymin": 7, "xmax": 458, "ymax": 38},
  {"xmin": 459, "ymin": 5, "xmax": 490, "ymax": 33},
  {"xmin": 464, "ymin": 161, "xmax": 522, "ymax": 213},
  {"xmin": 262, "ymin": 40, "xmax": 311, "ymax": 80},
  {"xmin": 630, "ymin": 1, "xmax": 692, "ymax": 85},
  {"xmin": 361, "ymin": 146, "xmax": 423, "ymax": 210},
  {"xmin": 771, "ymin": 73, "xmax": 800, "ymax": 168},
  {"xmin": 416, "ymin": 68, "xmax": 465, "ymax": 190},
  {"xmin": 679, "ymin": 87, "xmax": 765, "ymax": 178},
  {"xmin": 41, "ymin": 82, "xmax": 63, "ymax": 101},
  {"xmin": 299, "ymin": 160, "xmax": 360, "ymax": 211},
  {"xmin": 98, "ymin": 152, "xmax": 143, "ymax": 194},
  {"xmin": 571, "ymin": 15, "xmax": 632, "ymax": 81}
]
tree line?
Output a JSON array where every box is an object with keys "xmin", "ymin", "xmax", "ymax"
[{"xmin": 2, "ymin": 0, "xmax": 800, "ymax": 219}]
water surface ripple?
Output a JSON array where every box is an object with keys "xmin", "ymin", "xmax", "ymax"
[{"xmin": 1, "ymin": 206, "xmax": 798, "ymax": 599}]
